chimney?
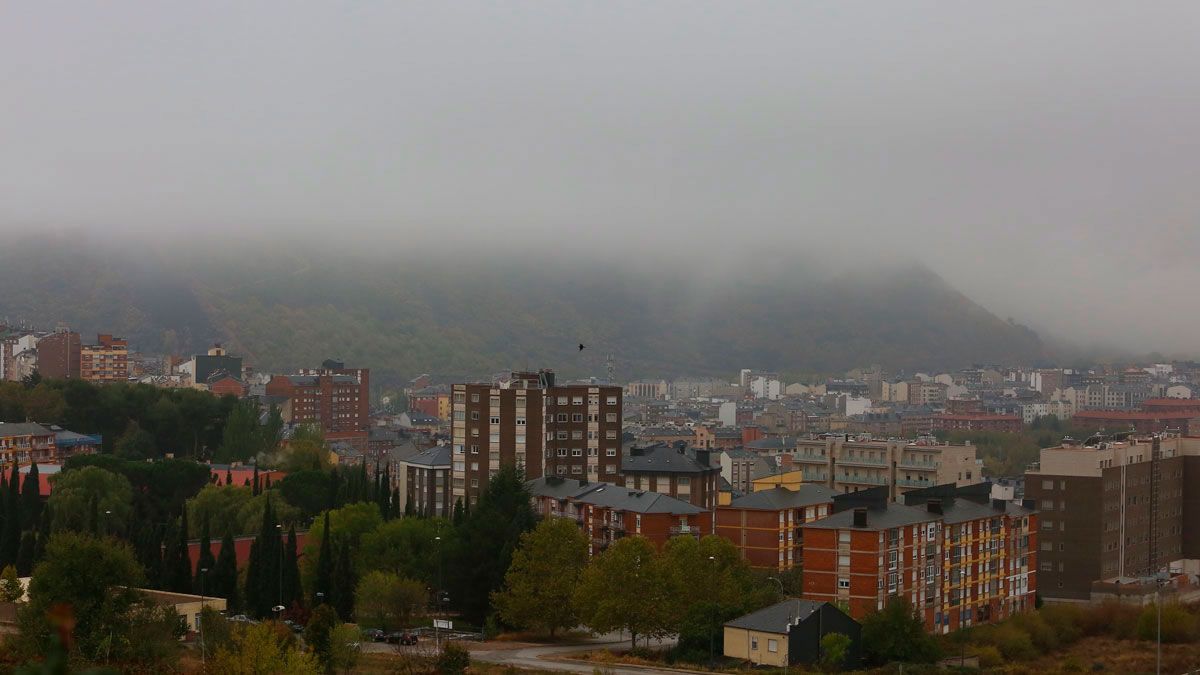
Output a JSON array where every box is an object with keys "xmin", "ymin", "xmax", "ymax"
[
  {"xmin": 926, "ymin": 499, "xmax": 943, "ymax": 515},
  {"xmin": 992, "ymin": 498, "xmax": 1007, "ymax": 511},
  {"xmin": 695, "ymin": 449, "xmax": 710, "ymax": 468},
  {"xmin": 852, "ymin": 508, "xmax": 867, "ymax": 527}
]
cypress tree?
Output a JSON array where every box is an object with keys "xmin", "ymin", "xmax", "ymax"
[
  {"xmin": 164, "ymin": 514, "xmax": 193, "ymax": 594},
  {"xmin": 390, "ymin": 487, "xmax": 400, "ymax": 520},
  {"xmin": 0, "ymin": 463, "xmax": 21, "ymax": 566},
  {"xmin": 20, "ymin": 462, "xmax": 40, "ymax": 530},
  {"xmin": 264, "ymin": 474, "xmax": 272, "ymax": 491},
  {"xmin": 15, "ymin": 531, "xmax": 35, "ymax": 576},
  {"xmin": 252, "ymin": 464, "xmax": 260, "ymax": 496},
  {"xmin": 313, "ymin": 511, "xmax": 333, "ymax": 606},
  {"xmin": 225, "ymin": 468, "xmax": 233, "ymax": 486},
  {"xmin": 330, "ymin": 537, "xmax": 356, "ymax": 621},
  {"xmin": 404, "ymin": 494, "xmax": 415, "ymax": 518},
  {"xmin": 214, "ymin": 529, "xmax": 240, "ymax": 613},
  {"xmin": 244, "ymin": 537, "xmax": 260, "ymax": 616},
  {"xmin": 452, "ymin": 497, "xmax": 464, "ymax": 526},
  {"xmin": 282, "ymin": 524, "xmax": 302, "ymax": 609},
  {"xmin": 31, "ymin": 504, "xmax": 50, "ymax": 569},
  {"xmin": 194, "ymin": 515, "xmax": 216, "ymax": 590}
]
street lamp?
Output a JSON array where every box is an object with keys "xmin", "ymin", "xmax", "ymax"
[
  {"xmin": 708, "ymin": 555, "xmax": 717, "ymax": 667},
  {"xmin": 103, "ymin": 510, "xmax": 112, "ymax": 538},
  {"xmin": 199, "ymin": 567, "xmax": 209, "ymax": 664},
  {"xmin": 276, "ymin": 524, "xmax": 284, "ymax": 612}
]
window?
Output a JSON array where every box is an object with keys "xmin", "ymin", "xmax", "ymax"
[
  {"xmin": 767, "ymin": 639, "xmax": 778, "ymax": 653},
  {"xmin": 606, "ymin": 430, "xmax": 617, "ymax": 439},
  {"xmin": 888, "ymin": 550, "xmax": 898, "ymax": 570},
  {"xmin": 453, "ymin": 444, "xmax": 464, "ymax": 454},
  {"xmin": 838, "ymin": 578, "xmax": 850, "ymax": 589},
  {"xmin": 470, "ymin": 445, "xmax": 479, "ymax": 454},
  {"xmin": 606, "ymin": 396, "xmax": 618, "ymax": 405},
  {"xmin": 572, "ymin": 413, "xmax": 584, "ymax": 422},
  {"xmin": 606, "ymin": 465, "xmax": 616, "ymax": 474},
  {"xmin": 678, "ymin": 477, "xmax": 690, "ymax": 486},
  {"xmin": 838, "ymin": 555, "xmax": 850, "ymax": 567},
  {"xmin": 572, "ymin": 430, "xmax": 584, "ymax": 440},
  {"xmin": 516, "ymin": 417, "xmax": 526, "ymax": 426},
  {"xmin": 838, "ymin": 531, "xmax": 851, "ymax": 543},
  {"xmin": 606, "ymin": 448, "xmax": 617, "ymax": 457},
  {"xmin": 471, "ymin": 393, "xmax": 480, "ymax": 403},
  {"xmin": 572, "ymin": 448, "xmax": 582, "ymax": 457},
  {"xmin": 1042, "ymin": 480, "xmax": 1054, "ymax": 490},
  {"xmin": 471, "ymin": 428, "xmax": 480, "ymax": 437},
  {"xmin": 572, "ymin": 396, "xmax": 584, "ymax": 405},
  {"xmin": 489, "ymin": 416, "xmax": 500, "ymax": 425},
  {"xmin": 470, "ymin": 411, "xmax": 479, "ymax": 421},
  {"xmin": 557, "ymin": 413, "xmax": 568, "ymax": 422},
  {"xmin": 606, "ymin": 413, "xmax": 618, "ymax": 423},
  {"xmin": 751, "ymin": 637, "xmax": 758, "ymax": 650},
  {"xmin": 557, "ymin": 448, "xmax": 567, "ymax": 457},
  {"xmin": 557, "ymin": 397, "xmax": 568, "ymax": 405},
  {"xmin": 557, "ymin": 431, "xmax": 568, "ymax": 440}
]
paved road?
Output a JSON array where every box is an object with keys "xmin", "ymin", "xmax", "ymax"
[{"xmin": 473, "ymin": 635, "xmax": 688, "ymax": 675}]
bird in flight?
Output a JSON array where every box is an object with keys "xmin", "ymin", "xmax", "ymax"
[{"xmin": 578, "ymin": 343, "xmax": 586, "ymax": 351}]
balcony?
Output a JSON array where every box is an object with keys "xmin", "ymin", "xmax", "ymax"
[
  {"xmin": 897, "ymin": 479, "xmax": 934, "ymax": 488},
  {"xmin": 804, "ymin": 472, "xmax": 829, "ymax": 481},
  {"xmin": 836, "ymin": 457, "xmax": 887, "ymax": 468},
  {"xmin": 792, "ymin": 454, "xmax": 829, "ymax": 464},
  {"xmin": 836, "ymin": 474, "xmax": 887, "ymax": 486},
  {"xmin": 897, "ymin": 460, "xmax": 937, "ymax": 470},
  {"xmin": 669, "ymin": 525, "xmax": 703, "ymax": 537}
]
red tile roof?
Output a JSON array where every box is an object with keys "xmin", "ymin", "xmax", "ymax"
[{"xmin": 187, "ymin": 530, "xmax": 309, "ymax": 574}]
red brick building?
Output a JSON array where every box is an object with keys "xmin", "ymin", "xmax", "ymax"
[
  {"xmin": 932, "ymin": 413, "xmax": 1023, "ymax": 433},
  {"xmin": 1071, "ymin": 409, "xmax": 1199, "ymax": 436},
  {"xmin": 715, "ymin": 484, "xmax": 838, "ymax": 570},
  {"xmin": 36, "ymin": 330, "xmax": 80, "ymax": 379},
  {"xmin": 266, "ymin": 364, "xmax": 370, "ymax": 434},
  {"xmin": 529, "ymin": 476, "xmax": 712, "ymax": 555},
  {"xmin": 801, "ymin": 494, "xmax": 1037, "ymax": 633},
  {"xmin": 0, "ymin": 423, "xmax": 58, "ymax": 465},
  {"xmin": 695, "ymin": 424, "xmax": 743, "ymax": 450},
  {"xmin": 207, "ymin": 374, "xmax": 248, "ymax": 398},
  {"xmin": 81, "ymin": 334, "xmax": 128, "ymax": 383}
]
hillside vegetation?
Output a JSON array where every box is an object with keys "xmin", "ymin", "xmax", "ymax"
[{"xmin": 0, "ymin": 238, "xmax": 1045, "ymax": 384}]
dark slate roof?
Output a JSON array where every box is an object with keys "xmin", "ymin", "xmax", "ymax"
[
  {"xmin": 527, "ymin": 477, "xmax": 705, "ymax": 514},
  {"xmin": 805, "ymin": 503, "xmax": 939, "ymax": 531},
  {"xmin": 577, "ymin": 483, "xmax": 706, "ymax": 514},
  {"xmin": 622, "ymin": 444, "xmax": 716, "ymax": 474},
  {"xmin": 746, "ymin": 436, "xmax": 795, "ymax": 451},
  {"xmin": 402, "ymin": 446, "xmax": 452, "ymax": 468},
  {"xmin": 728, "ymin": 485, "xmax": 840, "ymax": 511},
  {"xmin": 725, "ymin": 599, "xmax": 827, "ymax": 633},
  {"xmin": 0, "ymin": 422, "xmax": 54, "ymax": 438}
]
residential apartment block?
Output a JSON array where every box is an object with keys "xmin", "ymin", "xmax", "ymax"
[
  {"xmin": 450, "ymin": 370, "xmax": 622, "ymax": 506},
  {"xmin": 801, "ymin": 489, "xmax": 1037, "ymax": 633},
  {"xmin": 620, "ymin": 443, "xmax": 720, "ymax": 510},
  {"xmin": 81, "ymin": 334, "xmax": 129, "ymax": 383},
  {"xmin": 266, "ymin": 362, "xmax": 370, "ymax": 434},
  {"xmin": 715, "ymin": 484, "xmax": 838, "ymax": 570},
  {"xmin": 1025, "ymin": 433, "xmax": 1200, "ymax": 601},
  {"xmin": 36, "ymin": 329, "xmax": 81, "ymax": 379},
  {"xmin": 780, "ymin": 435, "xmax": 980, "ymax": 499},
  {"xmin": 529, "ymin": 476, "xmax": 711, "ymax": 554},
  {"xmin": 399, "ymin": 446, "xmax": 452, "ymax": 518}
]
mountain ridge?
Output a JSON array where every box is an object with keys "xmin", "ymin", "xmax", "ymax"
[{"xmin": 0, "ymin": 238, "xmax": 1047, "ymax": 384}]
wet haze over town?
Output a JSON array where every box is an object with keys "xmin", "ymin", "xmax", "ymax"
[{"xmin": 2, "ymin": 2, "xmax": 1199, "ymax": 355}]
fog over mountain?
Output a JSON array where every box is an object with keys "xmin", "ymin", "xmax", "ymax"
[{"xmin": 2, "ymin": 3, "xmax": 1199, "ymax": 359}]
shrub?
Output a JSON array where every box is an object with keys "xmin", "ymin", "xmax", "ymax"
[
  {"xmin": 973, "ymin": 645, "xmax": 1003, "ymax": 669},
  {"xmin": 819, "ymin": 632, "xmax": 852, "ymax": 673},
  {"xmin": 1079, "ymin": 601, "xmax": 1139, "ymax": 640},
  {"xmin": 1136, "ymin": 603, "xmax": 1197, "ymax": 644},
  {"xmin": 989, "ymin": 623, "xmax": 1038, "ymax": 661},
  {"xmin": 1011, "ymin": 611, "xmax": 1058, "ymax": 653},
  {"xmin": 437, "ymin": 641, "xmax": 471, "ymax": 675},
  {"xmin": 1038, "ymin": 603, "xmax": 1084, "ymax": 646}
]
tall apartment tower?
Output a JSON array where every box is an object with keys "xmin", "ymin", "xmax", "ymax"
[
  {"xmin": 1025, "ymin": 433, "xmax": 1198, "ymax": 601},
  {"xmin": 36, "ymin": 329, "xmax": 81, "ymax": 379},
  {"xmin": 451, "ymin": 370, "xmax": 622, "ymax": 507}
]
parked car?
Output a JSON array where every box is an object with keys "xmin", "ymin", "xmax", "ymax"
[
  {"xmin": 363, "ymin": 628, "xmax": 385, "ymax": 642},
  {"xmin": 386, "ymin": 631, "xmax": 418, "ymax": 645}
]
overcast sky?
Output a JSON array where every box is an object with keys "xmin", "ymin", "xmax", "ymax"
[{"xmin": 3, "ymin": 2, "xmax": 1199, "ymax": 353}]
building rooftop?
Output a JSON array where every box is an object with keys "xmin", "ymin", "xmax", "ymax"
[
  {"xmin": 805, "ymin": 503, "xmax": 939, "ymax": 531},
  {"xmin": 402, "ymin": 446, "xmax": 452, "ymax": 468},
  {"xmin": 725, "ymin": 599, "xmax": 827, "ymax": 633},
  {"xmin": 622, "ymin": 444, "xmax": 716, "ymax": 473},
  {"xmin": 727, "ymin": 485, "xmax": 840, "ymax": 511},
  {"xmin": 0, "ymin": 422, "xmax": 54, "ymax": 438}
]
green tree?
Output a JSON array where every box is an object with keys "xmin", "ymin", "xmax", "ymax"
[
  {"xmin": 819, "ymin": 632, "xmax": 852, "ymax": 672},
  {"xmin": 492, "ymin": 517, "xmax": 588, "ymax": 636},
  {"xmin": 437, "ymin": 640, "xmax": 471, "ymax": 675},
  {"xmin": 355, "ymin": 571, "xmax": 427, "ymax": 632},
  {"xmin": 0, "ymin": 564, "xmax": 22, "ymax": 602},
  {"xmin": 356, "ymin": 516, "xmax": 445, "ymax": 584},
  {"xmin": 114, "ymin": 420, "xmax": 156, "ymax": 460},
  {"xmin": 47, "ymin": 466, "xmax": 133, "ymax": 536},
  {"xmin": 330, "ymin": 537, "xmax": 357, "ymax": 621},
  {"xmin": 304, "ymin": 603, "xmax": 340, "ymax": 665},
  {"xmin": 195, "ymin": 515, "xmax": 217, "ymax": 590},
  {"xmin": 215, "ymin": 399, "xmax": 265, "ymax": 464},
  {"xmin": 186, "ymin": 484, "xmax": 253, "ymax": 537},
  {"xmin": 301, "ymin": 502, "xmax": 382, "ymax": 593},
  {"xmin": 281, "ymin": 424, "xmax": 329, "ymax": 473},
  {"xmin": 327, "ymin": 623, "xmax": 362, "ymax": 674},
  {"xmin": 313, "ymin": 512, "xmax": 333, "ymax": 606},
  {"xmin": 212, "ymin": 528, "xmax": 241, "ymax": 612},
  {"xmin": 20, "ymin": 461, "xmax": 41, "ymax": 531},
  {"xmin": 278, "ymin": 469, "xmax": 332, "ymax": 520},
  {"xmin": 860, "ymin": 597, "xmax": 941, "ymax": 665},
  {"xmin": 211, "ymin": 621, "xmax": 321, "ymax": 675},
  {"xmin": 450, "ymin": 466, "xmax": 536, "ymax": 623},
  {"xmin": 0, "ymin": 462, "xmax": 19, "ymax": 566},
  {"xmin": 14, "ymin": 532, "xmax": 150, "ymax": 662},
  {"xmin": 282, "ymin": 525, "xmax": 302, "ymax": 610},
  {"xmin": 574, "ymin": 536, "xmax": 674, "ymax": 649}
]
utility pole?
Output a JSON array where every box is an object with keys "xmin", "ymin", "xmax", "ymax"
[{"xmin": 199, "ymin": 567, "xmax": 208, "ymax": 664}]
